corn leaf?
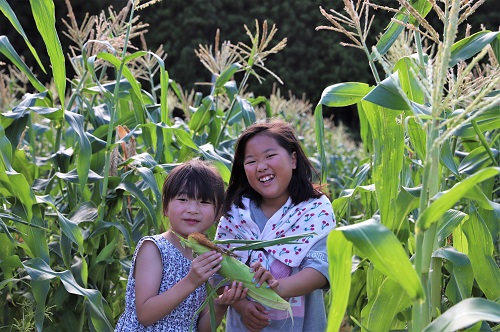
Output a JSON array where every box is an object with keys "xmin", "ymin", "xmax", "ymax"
[
  {"xmin": 314, "ymin": 104, "xmax": 327, "ymax": 184},
  {"xmin": 371, "ymin": 0, "xmax": 432, "ymax": 58},
  {"xmin": 362, "ymin": 101, "xmax": 405, "ymax": 231},
  {"xmin": 116, "ymin": 181, "xmax": 157, "ymax": 230},
  {"xmin": 449, "ymin": 31, "xmax": 500, "ymax": 67},
  {"xmin": 366, "ymin": 277, "xmax": 412, "ymax": 332},
  {"xmin": 451, "ymin": 107, "xmax": 500, "ymax": 138},
  {"xmin": 214, "ymin": 232, "xmax": 316, "ymax": 251},
  {"xmin": 22, "ymin": 257, "xmax": 113, "ymax": 332},
  {"xmin": 363, "ymin": 74, "xmax": 410, "ymax": 111},
  {"xmin": 0, "ymin": 0, "xmax": 46, "ymax": 72},
  {"xmin": 433, "ymin": 247, "xmax": 473, "ymax": 303},
  {"xmin": 436, "ymin": 209, "xmax": 469, "ymax": 244},
  {"xmin": 65, "ymin": 111, "xmax": 91, "ymax": 192},
  {"xmin": 325, "ymin": 230, "xmax": 352, "ymax": 332},
  {"xmin": 333, "ymin": 218, "xmax": 424, "ymax": 300},
  {"xmin": 0, "ymin": 36, "xmax": 46, "ymax": 92},
  {"xmin": 462, "ymin": 211, "xmax": 500, "ymax": 300},
  {"xmin": 417, "ymin": 167, "xmax": 500, "ymax": 231},
  {"xmin": 422, "ymin": 298, "xmax": 500, "ymax": 332},
  {"xmin": 29, "ymin": 0, "xmax": 65, "ymax": 106},
  {"xmin": 318, "ymin": 82, "xmax": 372, "ymax": 108}
]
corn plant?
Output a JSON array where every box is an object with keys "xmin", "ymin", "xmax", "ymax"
[
  {"xmin": 0, "ymin": 0, "xmax": 305, "ymax": 330},
  {"xmin": 314, "ymin": 1, "xmax": 500, "ymax": 331}
]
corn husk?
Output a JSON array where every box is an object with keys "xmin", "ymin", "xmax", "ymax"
[{"xmin": 179, "ymin": 232, "xmax": 292, "ymax": 318}]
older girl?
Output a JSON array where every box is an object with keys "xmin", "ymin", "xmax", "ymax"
[{"xmin": 216, "ymin": 120, "xmax": 336, "ymax": 331}]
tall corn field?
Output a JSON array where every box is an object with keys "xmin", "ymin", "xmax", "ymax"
[
  {"xmin": 0, "ymin": 0, "xmax": 356, "ymax": 330},
  {"xmin": 0, "ymin": 0, "xmax": 498, "ymax": 331}
]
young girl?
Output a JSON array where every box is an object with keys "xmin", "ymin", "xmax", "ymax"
[
  {"xmin": 216, "ymin": 119, "xmax": 336, "ymax": 331},
  {"xmin": 115, "ymin": 159, "xmax": 248, "ymax": 331}
]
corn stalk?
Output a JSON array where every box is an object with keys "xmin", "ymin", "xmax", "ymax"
[{"xmin": 315, "ymin": 0, "xmax": 500, "ymax": 331}]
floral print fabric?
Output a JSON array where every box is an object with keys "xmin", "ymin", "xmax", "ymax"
[{"xmin": 216, "ymin": 195, "xmax": 335, "ymax": 269}]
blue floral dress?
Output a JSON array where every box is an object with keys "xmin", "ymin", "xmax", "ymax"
[{"xmin": 115, "ymin": 235, "xmax": 206, "ymax": 331}]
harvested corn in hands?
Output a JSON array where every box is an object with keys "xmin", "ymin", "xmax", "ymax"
[{"xmin": 179, "ymin": 232, "xmax": 292, "ymax": 317}]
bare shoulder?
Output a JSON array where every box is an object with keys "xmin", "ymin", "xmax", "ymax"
[{"xmin": 134, "ymin": 239, "xmax": 163, "ymax": 279}]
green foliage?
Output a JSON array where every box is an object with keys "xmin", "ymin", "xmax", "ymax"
[
  {"xmin": 2, "ymin": 1, "xmax": 498, "ymax": 331},
  {"xmin": 0, "ymin": 1, "xmax": 362, "ymax": 330},
  {"xmin": 315, "ymin": 1, "xmax": 500, "ymax": 331},
  {"xmin": 2, "ymin": 0, "xmax": 498, "ymax": 133}
]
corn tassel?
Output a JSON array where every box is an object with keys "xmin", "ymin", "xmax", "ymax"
[{"xmin": 180, "ymin": 232, "xmax": 292, "ymax": 318}]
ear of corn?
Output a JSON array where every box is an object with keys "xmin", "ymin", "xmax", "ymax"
[{"xmin": 180, "ymin": 232, "xmax": 293, "ymax": 319}]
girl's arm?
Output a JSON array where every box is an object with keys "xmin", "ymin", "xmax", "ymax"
[
  {"xmin": 197, "ymin": 302, "xmax": 228, "ymax": 332},
  {"xmin": 252, "ymin": 236, "xmax": 330, "ymax": 299},
  {"xmin": 252, "ymin": 264, "xmax": 327, "ymax": 299},
  {"xmin": 272, "ymin": 267, "xmax": 327, "ymax": 298},
  {"xmin": 134, "ymin": 241, "xmax": 223, "ymax": 326}
]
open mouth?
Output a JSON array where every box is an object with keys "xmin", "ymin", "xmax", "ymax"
[
  {"xmin": 184, "ymin": 219, "xmax": 199, "ymax": 224},
  {"xmin": 259, "ymin": 175, "xmax": 275, "ymax": 183}
]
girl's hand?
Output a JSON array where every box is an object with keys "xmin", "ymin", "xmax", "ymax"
[
  {"xmin": 215, "ymin": 281, "xmax": 249, "ymax": 306},
  {"xmin": 233, "ymin": 298, "xmax": 270, "ymax": 332},
  {"xmin": 250, "ymin": 262, "xmax": 279, "ymax": 290},
  {"xmin": 187, "ymin": 251, "xmax": 223, "ymax": 287}
]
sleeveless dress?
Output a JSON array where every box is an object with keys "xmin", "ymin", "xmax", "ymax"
[{"xmin": 115, "ymin": 234, "xmax": 206, "ymax": 331}]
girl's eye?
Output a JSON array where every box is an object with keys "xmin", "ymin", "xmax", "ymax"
[
  {"xmin": 200, "ymin": 200, "xmax": 213, "ymax": 205},
  {"xmin": 245, "ymin": 160, "xmax": 256, "ymax": 165},
  {"xmin": 267, "ymin": 154, "xmax": 276, "ymax": 159}
]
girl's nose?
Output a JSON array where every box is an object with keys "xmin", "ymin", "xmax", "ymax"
[
  {"xmin": 257, "ymin": 161, "xmax": 268, "ymax": 172},
  {"xmin": 186, "ymin": 201, "xmax": 200, "ymax": 213}
]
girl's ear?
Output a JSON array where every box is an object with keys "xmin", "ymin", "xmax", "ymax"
[{"xmin": 291, "ymin": 151, "xmax": 297, "ymax": 169}]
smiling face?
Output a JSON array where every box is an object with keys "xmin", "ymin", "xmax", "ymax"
[
  {"xmin": 165, "ymin": 195, "xmax": 217, "ymax": 238},
  {"xmin": 243, "ymin": 133, "xmax": 297, "ymax": 212},
  {"xmin": 161, "ymin": 160, "xmax": 224, "ymax": 238}
]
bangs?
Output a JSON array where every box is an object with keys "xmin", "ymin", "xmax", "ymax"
[
  {"xmin": 175, "ymin": 171, "xmax": 216, "ymax": 203},
  {"xmin": 164, "ymin": 164, "xmax": 222, "ymax": 204}
]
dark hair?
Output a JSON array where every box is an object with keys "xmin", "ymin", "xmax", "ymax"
[
  {"xmin": 224, "ymin": 119, "xmax": 322, "ymax": 215},
  {"xmin": 162, "ymin": 159, "xmax": 225, "ymax": 219}
]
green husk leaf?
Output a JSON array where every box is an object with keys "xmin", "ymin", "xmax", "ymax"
[
  {"xmin": 214, "ymin": 232, "xmax": 316, "ymax": 251},
  {"xmin": 177, "ymin": 232, "xmax": 294, "ymax": 322}
]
